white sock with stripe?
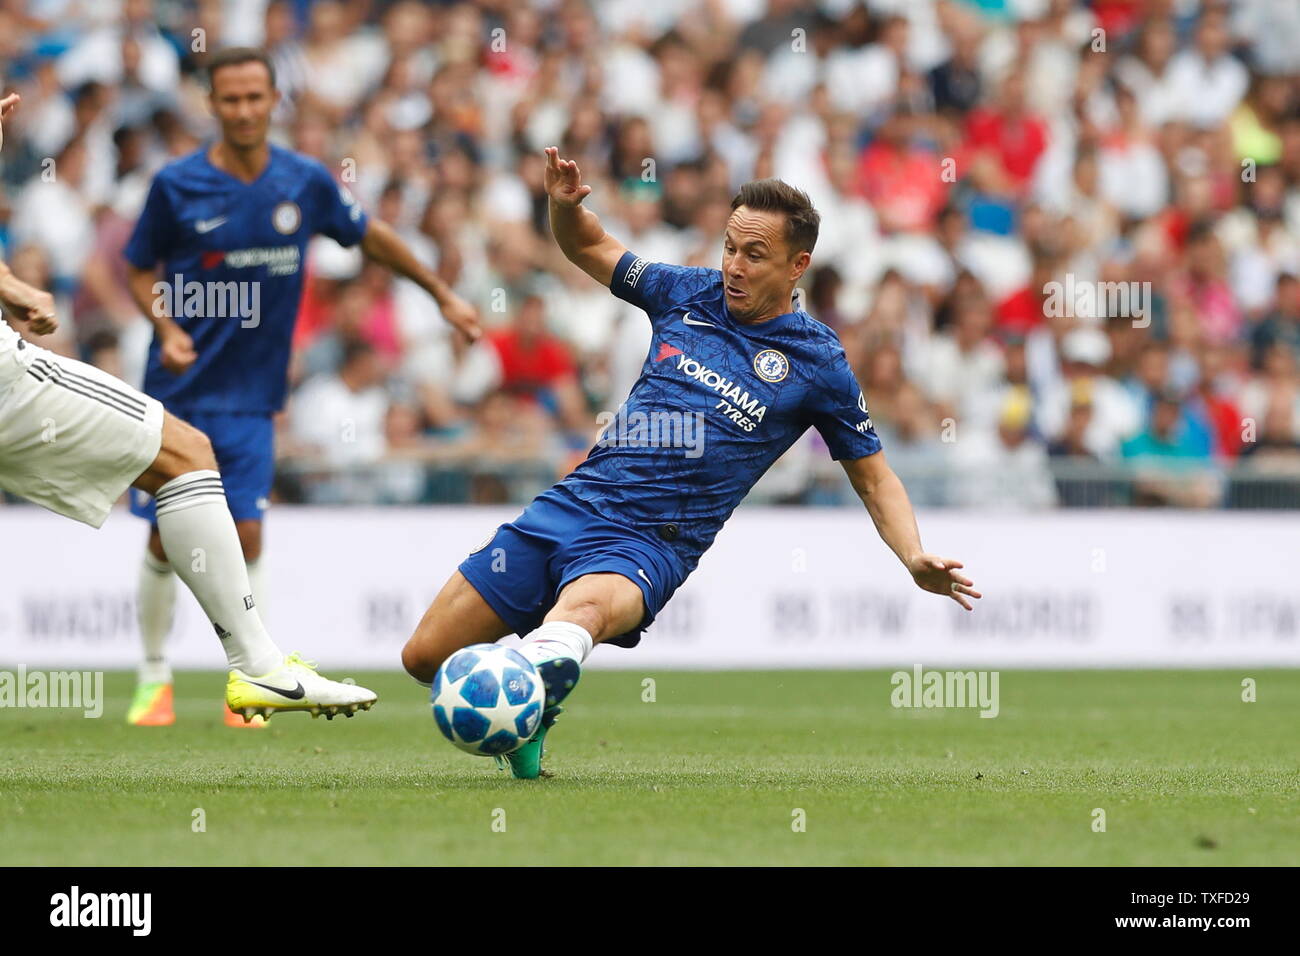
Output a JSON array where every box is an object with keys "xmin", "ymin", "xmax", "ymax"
[
  {"xmin": 153, "ymin": 471, "xmax": 282, "ymax": 677},
  {"xmin": 246, "ymin": 557, "xmax": 268, "ymax": 626},
  {"xmin": 517, "ymin": 621, "xmax": 593, "ymax": 670},
  {"xmin": 136, "ymin": 551, "xmax": 176, "ymax": 685}
]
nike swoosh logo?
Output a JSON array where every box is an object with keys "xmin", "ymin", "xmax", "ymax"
[
  {"xmin": 195, "ymin": 216, "xmax": 228, "ymax": 234},
  {"xmin": 637, "ymin": 568, "xmax": 651, "ymax": 584},
  {"xmin": 246, "ymin": 679, "xmax": 305, "ymax": 700},
  {"xmin": 682, "ymin": 312, "xmax": 717, "ymax": 328}
]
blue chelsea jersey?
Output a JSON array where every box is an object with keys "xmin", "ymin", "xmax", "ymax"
[
  {"xmin": 559, "ymin": 251, "xmax": 883, "ymax": 571},
  {"xmin": 124, "ymin": 144, "xmax": 368, "ymax": 413}
]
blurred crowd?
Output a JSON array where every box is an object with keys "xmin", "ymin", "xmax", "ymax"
[{"xmin": 2, "ymin": 0, "xmax": 1300, "ymax": 508}]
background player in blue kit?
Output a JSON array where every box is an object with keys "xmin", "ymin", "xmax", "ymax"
[
  {"xmin": 401, "ymin": 146, "xmax": 983, "ymax": 778},
  {"xmin": 122, "ymin": 48, "xmax": 482, "ymax": 727}
]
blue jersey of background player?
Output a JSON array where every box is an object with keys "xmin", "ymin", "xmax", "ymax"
[
  {"xmin": 127, "ymin": 141, "xmax": 364, "ymax": 413},
  {"xmin": 120, "ymin": 47, "xmax": 481, "ymax": 729},
  {"xmin": 401, "ymin": 147, "xmax": 983, "ymax": 780},
  {"xmin": 124, "ymin": 142, "xmax": 367, "ymax": 526}
]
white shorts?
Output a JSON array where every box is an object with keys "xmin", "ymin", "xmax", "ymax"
[{"xmin": 0, "ymin": 330, "xmax": 164, "ymax": 528}]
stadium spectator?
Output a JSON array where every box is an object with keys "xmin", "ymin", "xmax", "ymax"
[
  {"xmin": 1164, "ymin": 7, "xmax": 1248, "ymax": 130},
  {"xmin": 855, "ymin": 107, "xmax": 949, "ymax": 235},
  {"xmin": 962, "ymin": 67, "xmax": 1049, "ymax": 199},
  {"xmin": 55, "ymin": 0, "xmax": 179, "ymax": 95},
  {"xmin": 9, "ymin": 132, "xmax": 95, "ymax": 287},
  {"xmin": 1038, "ymin": 326, "xmax": 1141, "ymax": 459},
  {"xmin": 1188, "ymin": 343, "xmax": 1246, "ymax": 460},
  {"xmin": 950, "ymin": 387, "xmax": 1058, "ymax": 510},
  {"xmin": 870, "ymin": 381, "xmax": 949, "ymax": 508},
  {"xmin": 486, "ymin": 293, "xmax": 587, "ymax": 435},
  {"xmin": 289, "ymin": 340, "xmax": 389, "ymax": 467},
  {"xmin": 1249, "ymin": 273, "xmax": 1300, "ymax": 367},
  {"xmin": 917, "ymin": 292, "xmax": 1005, "ymax": 425},
  {"xmin": 1122, "ymin": 387, "xmax": 1221, "ymax": 508},
  {"xmin": 1047, "ymin": 379, "xmax": 1097, "ymax": 460}
]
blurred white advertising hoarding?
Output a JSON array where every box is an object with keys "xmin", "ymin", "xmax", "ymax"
[{"xmin": 0, "ymin": 506, "xmax": 1295, "ymax": 669}]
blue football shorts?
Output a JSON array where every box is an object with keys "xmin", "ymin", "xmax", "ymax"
[
  {"xmin": 458, "ymin": 485, "xmax": 687, "ymax": 648},
  {"xmin": 131, "ymin": 409, "xmax": 274, "ymax": 523}
]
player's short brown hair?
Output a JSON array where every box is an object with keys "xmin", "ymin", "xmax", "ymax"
[
  {"xmin": 207, "ymin": 47, "xmax": 277, "ymax": 91},
  {"xmin": 729, "ymin": 178, "xmax": 820, "ymax": 256}
]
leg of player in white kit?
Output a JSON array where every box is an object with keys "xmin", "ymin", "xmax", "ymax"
[
  {"xmin": 135, "ymin": 416, "xmax": 376, "ymax": 721},
  {"xmin": 0, "ymin": 322, "xmax": 377, "ymax": 721},
  {"xmin": 130, "ymin": 524, "xmax": 271, "ymax": 728}
]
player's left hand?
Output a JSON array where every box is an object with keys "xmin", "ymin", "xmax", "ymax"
[
  {"xmin": 908, "ymin": 554, "xmax": 981, "ymax": 610},
  {"xmin": 439, "ymin": 291, "xmax": 483, "ymax": 342},
  {"xmin": 0, "ymin": 92, "xmax": 20, "ymax": 154}
]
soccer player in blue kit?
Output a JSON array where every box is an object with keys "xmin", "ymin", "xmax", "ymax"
[
  {"xmin": 401, "ymin": 147, "xmax": 982, "ymax": 778},
  {"xmin": 122, "ymin": 48, "xmax": 481, "ymax": 726}
]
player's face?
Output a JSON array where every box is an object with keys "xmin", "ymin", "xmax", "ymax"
[
  {"xmin": 209, "ymin": 62, "xmax": 279, "ymax": 150},
  {"xmin": 721, "ymin": 206, "xmax": 810, "ymax": 322}
]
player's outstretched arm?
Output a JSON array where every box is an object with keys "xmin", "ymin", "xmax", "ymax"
[
  {"xmin": 544, "ymin": 146, "xmax": 627, "ymax": 287},
  {"xmin": 841, "ymin": 452, "xmax": 982, "ymax": 610},
  {"xmin": 360, "ymin": 219, "xmax": 482, "ymax": 341}
]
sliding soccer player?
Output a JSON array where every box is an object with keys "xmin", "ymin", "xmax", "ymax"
[
  {"xmin": 121, "ymin": 48, "xmax": 481, "ymax": 726},
  {"xmin": 0, "ymin": 92, "xmax": 373, "ymax": 721},
  {"xmin": 401, "ymin": 147, "xmax": 981, "ymax": 778}
]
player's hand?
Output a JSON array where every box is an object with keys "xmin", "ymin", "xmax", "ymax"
[
  {"xmin": 438, "ymin": 290, "xmax": 483, "ymax": 342},
  {"xmin": 0, "ymin": 91, "xmax": 18, "ymax": 154},
  {"xmin": 160, "ymin": 325, "xmax": 198, "ymax": 375},
  {"xmin": 0, "ymin": 275, "xmax": 58, "ymax": 335},
  {"xmin": 908, "ymin": 554, "xmax": 981, "ymax": 611},
  {"xmin": 543, "ymin": 146, "xmax": 592, "ymax": 207}
]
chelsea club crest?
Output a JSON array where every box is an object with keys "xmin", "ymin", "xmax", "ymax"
[
  {"xmin": 753, "ymin": 349, "xmax": 789, "ymax": 383},
  {"xmin": 272, "ymin": 201, "xmax": 302, "ymax": 234}
]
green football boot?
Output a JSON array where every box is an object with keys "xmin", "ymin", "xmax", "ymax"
[{"xmin": 495, "ymin": 657, "xmax": 580, "ymax": 779}]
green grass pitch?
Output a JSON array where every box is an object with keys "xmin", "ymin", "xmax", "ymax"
[{"xmin": 0, "ymin": 669, "xmax": 1295, "ymax": 865}]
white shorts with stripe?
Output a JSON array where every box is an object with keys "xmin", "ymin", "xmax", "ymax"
[{"xmin": 0, "ymin": 324, "xmax": 164, "ymax": 528}]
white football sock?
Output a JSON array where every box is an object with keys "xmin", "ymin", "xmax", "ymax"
[
  {"xmin": 246, "ymin": 557, "xmax": 267, "ymax": 624},
  {"xmin": 517, "ymin": 620, "xmax": 593, "ymax": 668},
  {"xmin": 153, "ymin": 471, "xmax": 283, "ymax": 677},
  {"xmin": 137, "ymin": 551, "xmax": 176, "ymax": 685}
]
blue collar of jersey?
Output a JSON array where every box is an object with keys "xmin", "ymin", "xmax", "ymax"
[
  {"xmin": 721, "ymin": 303, "xmax": 803, "ymax": 336},
  {"xmin": 201, "ymin": 141, "xmax": 279, "ymax": 188}
]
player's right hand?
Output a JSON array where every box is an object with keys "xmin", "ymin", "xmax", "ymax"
[
  {"xmin": 160, "ymin": 325, "xmax": 198, "ymax": 375},
  {"xmin": 907, "ymin": 554, "xmax": 982, "ymax": 611},
  {"xmin": 0, "ymin": 275, "xmax": 58, "ymax": 335},
  {"xmin": 543, "ymin": 146, "xmax": 592, "ymax": 207}
]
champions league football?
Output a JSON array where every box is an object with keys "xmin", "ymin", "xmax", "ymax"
[{"xmin": 431, "ymin": 644, "xmax": 545, "ymax": 757}]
